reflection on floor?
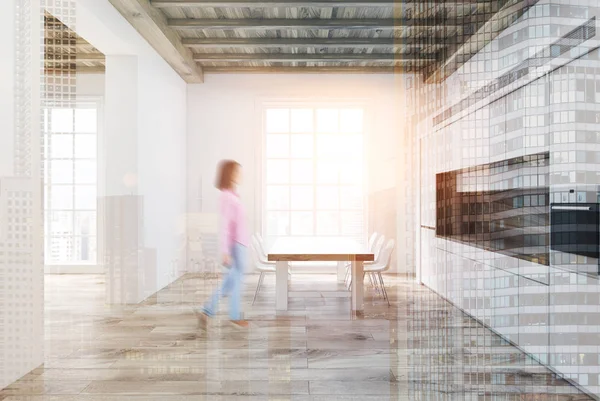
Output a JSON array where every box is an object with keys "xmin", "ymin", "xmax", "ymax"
[{"xmin": 0, "ymin": 273, "xmax": 593, "ymax": 400}]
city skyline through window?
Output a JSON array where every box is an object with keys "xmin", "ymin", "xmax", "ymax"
[{"xmin": 43, "ymin": 102, "xmax": 98, "ymax": 265}]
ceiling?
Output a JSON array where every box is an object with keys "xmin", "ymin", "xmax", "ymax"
[
  {"xmin": 45, "ymin": 14, "xmax": 106, "ymax": 75},
  {"xmin": 102, "ymin": 0, "xmax": 533, "ymax": 83}
]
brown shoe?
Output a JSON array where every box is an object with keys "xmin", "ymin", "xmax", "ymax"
[
  {"xmin": 193, "ymin": 309, "xmax": 209, "ymax": 330},
  {"xmin": 230, "ymin": 320, "xmax": 249, "ymax": 329}
]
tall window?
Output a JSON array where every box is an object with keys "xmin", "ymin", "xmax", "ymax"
[
  {"xmin": 263, "ymin": 106, "xmax": 365, "ymax": 244},
  {"xmin": 43, "ymin": 102, "xmax": 98, "ymax": 265}
]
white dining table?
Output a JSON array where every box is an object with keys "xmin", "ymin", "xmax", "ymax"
[{"xmin": 267, "ymin": 237, "xmax": 374, "ymax": 312}]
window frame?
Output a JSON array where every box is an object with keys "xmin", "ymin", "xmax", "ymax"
[
  {"xmin": 43, "ymin": 97, "xmax": 103, "ymax": 271},
  {"xmin": 258, "ymin": 100, "xmax": 370, "ymax": 247}
]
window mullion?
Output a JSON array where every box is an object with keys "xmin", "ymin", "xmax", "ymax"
[
  {"xmin": 338, "ymin": 169, "xmax": 342, "ymax": 237},
  {"xmin": 339, "ymin": 108, "xmax": 344, "ymax": 237},
  {"xmin": 71, "ymin": 109, "xmax": 76, "ymax": 262},
  {"xmin": 338, "ymin": 108, "xmax": 342, "ymax": 238},
  {"xmin": 313, "ymin": 108, "xmax": 317, "ymax": 237},
  {"xmin": 288, "ymin": 111, "xmax": 292, "ymax": 237}
]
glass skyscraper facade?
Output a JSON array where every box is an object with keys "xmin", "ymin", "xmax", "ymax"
[{"xmin": 411, "ymin": 0, "xmax": 600, "ymax": 396}]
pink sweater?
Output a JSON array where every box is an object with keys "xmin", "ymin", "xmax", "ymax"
[{"xmin": 219, "ymin": 189, "xmax": 249, "ymax": 254}]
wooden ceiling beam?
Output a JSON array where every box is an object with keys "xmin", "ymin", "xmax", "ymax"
[
  {"xmin": 45, "ymin": 53, "xmax": 105, "ymax": 62},
  {"xmin": 204, "ymin": 66, "xmax": 418, "ymax": 73},
  {"xmin": 193, "ymin": 52, "xmax": 437, "ymax": 62},
  {"xmin": 45, "ymin": 66, "xmax": 107, "ymax": 74},
  {"xmin": 169, "ymin": 17, "xmax": 466, "ymax": 30},
  {"xmin": 44, "ymin": 38, "xmax": 90, "ymax": 45},
  {"xmin": 109, "ymin": 0, "xmax": 204, "ymax": 83},
  {"xmin": 182, "ymin": 37, "xmax": 458, "ymax": 48},
  {"xmin": 76, "ymin": 66, "xmax": 107, "ymax": 74},
  {"xmin": 76, "ymin": 38, "xmax": 95, "ymax": 46},
  {"xmin": 153, "ymin": 0, "xmax": 487, "ymax": 7}
]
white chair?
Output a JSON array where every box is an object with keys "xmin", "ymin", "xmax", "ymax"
[
  {"xmin": 367, "ymin": 232, "xmax": 379, "ymax": 252},
  {"xmin": 254, "ymin": 233, "xmax": 294, "ymax": 271},
  {"xmin": 251, "ymin": 238, "xmax": 275, "ymax": 305},
  {"xmin": 346, "ymin": 234, "xmax": 385, "ymax": 287},
  {"xmin": 371, "ymin": 235, "xmax": 385, "ymax": 260},
  {"xmin": 364, "ymin": 239, "xmax": 395, "ymax": 306},
  {"xmin": 256, "ymin": 232, "xmax": 265, "ymax": 251},
  {"xmin": 252, "ymin": 233, "xmax": 273, "ymax": 265},
  {"xmin": 251, "ymin": 235, "xmax": 292, "ymax": 304},
  {"xmin": 344, "ymin": 233, "xmax": 379, "ymax": 283}
]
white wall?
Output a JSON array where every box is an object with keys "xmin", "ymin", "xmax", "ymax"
[
  {"xmin": 76, "ymin": 73, "xmax": 105, "ymax": 97},
  {"xmin": 137, "ymin": 57, "xmax": 187, "ymax": 290},
  {"xmin": 69, "ymin": 71, "xmax": 186, "ymax": 289},
  {"xmin": 62, "ymin": 1, "xmax": 188, "ymax": 301},
  {"xmin": 187, "ymin": 74, "xmax": 404, "ymax": 272}
]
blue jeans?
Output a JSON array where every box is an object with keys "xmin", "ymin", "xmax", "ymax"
[{"xmin": 202, "ymin": 243, "xmax": 245, "ymax": 321}]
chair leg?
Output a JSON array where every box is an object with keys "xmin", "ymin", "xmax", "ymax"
[
  {"xmin": 367, "ymin": 272, "xmax": 376, "ymax": 288},
  {"xmin": 377, "ymin": 273, "xmax": 386, "ymax": 299},
  {"xmin": 378, "ymin": 273, "xmax": 390, "ymax": 306},
  {"xmin": 370, "ymin": 272, "xmax": 380, "ymax": 294},
  {"xmin": 252, "ymin": 272, "xmax": 265, "ymax": 305}
]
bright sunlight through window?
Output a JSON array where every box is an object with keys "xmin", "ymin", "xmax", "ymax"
[
  {"xmin": 264, "ymin": 106, "xmax": 365, "ymax": 244},
  {"xmin": 43, "ymin": 103, "xmax": 98, "ymax": 265}
]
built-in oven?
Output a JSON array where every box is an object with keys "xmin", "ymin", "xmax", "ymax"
[{"xmin": 550, "ymin": 203, "xmax": 600, "ymax": 267}]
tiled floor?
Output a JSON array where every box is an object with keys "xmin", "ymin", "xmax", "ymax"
[{"xmin": 1, "ymin": 272, "xmax": 594, "ymax": 400}]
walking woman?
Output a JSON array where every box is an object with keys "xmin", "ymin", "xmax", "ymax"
[{"xmin": 195, "ymin": 160, "xmax": 249, "ymax": 329}]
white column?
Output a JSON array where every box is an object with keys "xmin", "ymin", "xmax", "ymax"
[
  {"xmin": 102, "ymin": 55, "xmax": 145, "ymax": 304},
  {"xmin": 104, "ymin": 55, "xmax": 138, "ymax": 197},
  {"xmin": 0, "ymin": 0, "xmax": 44, "ymax": 389}
]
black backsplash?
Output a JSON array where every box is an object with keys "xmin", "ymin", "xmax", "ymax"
[{"xmin": 436, "ymin": 152, "xmax": 550, "ymax": 266}]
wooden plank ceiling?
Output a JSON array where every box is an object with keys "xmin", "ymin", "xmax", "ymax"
[
  {"xmin": 105, "ymin": 0, "xmax": 524, "ymax": 82},
  {"xmin": 45, "ymin": 14, "xmax": 106, "ymax": 75}
]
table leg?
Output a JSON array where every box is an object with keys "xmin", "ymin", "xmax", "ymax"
[
  {"xmin": 350, "ymin": 261, "xmax": 364, "ymax": 312},
  {"xmin": 337, "ymin": 261, "xmax": 346, "ymax": 282},
  {"xmin": 276, "ymin": 261, "xmax": 288, "ymax": 311}
]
